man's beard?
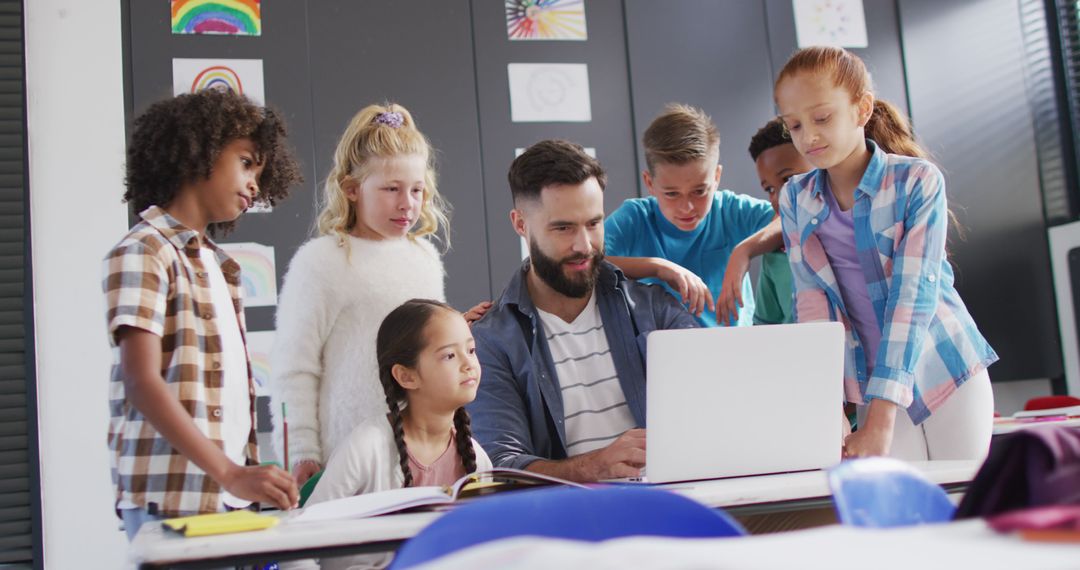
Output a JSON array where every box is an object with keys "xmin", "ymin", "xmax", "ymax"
[{"xmin": 529, "ymin": 238, "xmax": 604, "ymax": 299}]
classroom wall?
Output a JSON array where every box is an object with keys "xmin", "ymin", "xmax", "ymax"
[
  {"xmin": 898, "ymin": 0, "xmax": 1063, "ymax": 384},
  {"xmin": 25, "ymin": 0, "xmax": 130, "ymax": 568}
]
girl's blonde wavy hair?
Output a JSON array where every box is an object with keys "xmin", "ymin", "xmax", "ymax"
[{"xmin": 316, "ymin": 103, "xmax": 450, "ymax": 251}]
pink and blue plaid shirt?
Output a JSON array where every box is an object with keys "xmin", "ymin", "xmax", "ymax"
[{"xmin": 779, "ymin": 140, "xmax": 997, "ymax": 424}]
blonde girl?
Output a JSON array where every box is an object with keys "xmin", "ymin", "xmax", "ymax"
[{"xmin": 270, "ymin": 104, "xmax": 451, "ymax": 485}]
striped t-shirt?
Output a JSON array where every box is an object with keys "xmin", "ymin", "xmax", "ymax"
[{"xmin": 536, "ymin": 293, "xmax": 636, "ymax": 455}]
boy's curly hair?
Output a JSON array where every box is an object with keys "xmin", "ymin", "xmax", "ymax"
[
  {"xmin": 747, "ymin": 117, "xmax": 791, "ymax": 162},
  {"xmin": 124, "ymin": 88, "xmax": 303, "ymax": 233}
]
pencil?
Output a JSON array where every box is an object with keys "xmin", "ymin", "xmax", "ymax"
[{"xmin": 282, "ymin": 402, "xmax": 289, "ymax": 474}]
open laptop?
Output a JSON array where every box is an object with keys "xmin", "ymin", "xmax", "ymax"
[{"xmin": 644, "ymin": 321, "xmax": 845, "ymax": 484}]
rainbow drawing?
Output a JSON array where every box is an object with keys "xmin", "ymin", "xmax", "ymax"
[
  {"xmin": 506, "ymin": 0, "xmax": 587, "ymax": 41},
  {"xmin": 172, "ymin": 0, "xmax": 262, "ymax": 36},
  {"xmin": 174, "ymin": 58, "xmax": 265, "ymax": 105},
  {"xmin": 220, "ymin": 242, "xmax": 277, "ymax": 308},
  {"xmin": 245, "ymin": 330, "xmax": 275, "ymax": 392},
  {"xmin": 191, "ymin": 65, "xmax": 244, "ymax": 96}
]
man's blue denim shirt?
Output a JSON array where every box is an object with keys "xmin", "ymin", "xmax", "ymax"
[{"xmin": 467, "ymin": 260, "xmax": 699, "ymax": 469}]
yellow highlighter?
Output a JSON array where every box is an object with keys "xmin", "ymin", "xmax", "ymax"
[{"xmin": 162, "ymin": 510, "xmax": 279, "ymax": 537}]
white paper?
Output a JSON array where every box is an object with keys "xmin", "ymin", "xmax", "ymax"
[
  {"xmin": 219, "ymin": 242, "xmax": 277, "ymax": 307},
  {"xmin": 508, "ymin": 63, "xmax": 591, "ymax": 123},
  {"xmin": 172, "ymin": 58, "xmax": 266, "ymax": 105},
  {"xmin": 793, "ymin": 0, "xmax": 868, "ymax": 48},
  {"xmin": 293, "ymin": 486, "xmax": 450, "ymax": 523}
]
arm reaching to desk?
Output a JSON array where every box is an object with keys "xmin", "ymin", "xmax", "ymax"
[{"xmin": 119, "ymin": 328, "xmax": 299, "ymax": 510}]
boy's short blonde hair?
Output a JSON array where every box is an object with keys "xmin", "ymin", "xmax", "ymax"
[{"xmin": 642, "ymin": 103, "xmax": 720, "ymax": 173}]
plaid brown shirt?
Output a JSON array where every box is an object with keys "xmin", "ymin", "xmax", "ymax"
[{"xmin": 103, "ymin": 206, "xmax": 258, "ymax": 516}]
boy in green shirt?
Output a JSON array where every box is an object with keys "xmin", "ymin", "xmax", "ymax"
[{"xmin": 747, "ymin": 118, "xmax": 813, "ymax": 325}]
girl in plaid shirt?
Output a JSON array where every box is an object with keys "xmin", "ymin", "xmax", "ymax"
[{"xmin": 773, "ymin": 47, "xmax": 998, "ymax": 461}]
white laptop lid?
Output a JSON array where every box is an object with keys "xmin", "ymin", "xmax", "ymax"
[{"xmin": 646, "ymin": 322, "xmax": 845, "ymax": 483}]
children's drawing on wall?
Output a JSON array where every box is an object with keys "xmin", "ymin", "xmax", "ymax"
[
  {"xmin": 171, "ymin": 0, "xmax": 262, "ymax": 36},
  {"xmin": 793, "ymin": 0, "xmax": 868, "ymax": 48},
  {"xmin": 508, "ymin": 63, "xmax": 592, "ymax": 122},
  {"xmin": 245, "ymin": 330, "xmax": 275, "ymax": 394},
  {"xmin": 219, "ymin": 242, "xmax": 278, "ymax": 307},
  {"xmin": 505, "ymin": 0, "xmax": 587, "ymax": 41},
  {"xmin": 173, "ymin": 58, "xmax": 266, "ymax": 105}
]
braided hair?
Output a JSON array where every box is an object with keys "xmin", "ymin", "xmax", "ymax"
[
  {"xmin": 376, "ymin": 299, "xmax": 478, "ymax": 487},
  {"xmin": 453, "ymin": 407, "xmax": 478, "ymax": 475}
]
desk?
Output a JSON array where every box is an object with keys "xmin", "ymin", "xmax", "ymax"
[
  {"xmin": 671, "ymin": 460, "xmax": 976, "ymax": 516},
  {"xmin": 131, "ymin": 460, "xmax": 979, "ymax": 569},
  {"xmin": 992, "ymin": 417, "xmax": 1080, "ymax": 435},
  {"xmin": 413, "ymin": 519, "xmax": 1080, "ymax": 569}
]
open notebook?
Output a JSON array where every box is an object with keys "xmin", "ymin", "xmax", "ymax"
[{"xmin": 293, "ymin": 467, "xmax": 587, "ymax": 523}]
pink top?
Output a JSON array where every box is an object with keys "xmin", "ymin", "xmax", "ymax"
[{"xmin": 408, "ymin": 431, "xmax": 467, "ymax": 487}]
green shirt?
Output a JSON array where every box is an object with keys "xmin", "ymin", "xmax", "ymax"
[{"xmin": 752, "ymin": 250, "xmax": 794, "ymax": 325}]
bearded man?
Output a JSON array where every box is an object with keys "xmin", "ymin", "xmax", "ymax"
[{"xmin": 468, "ymin": 139, "xmax": 698, "ymax": 483}]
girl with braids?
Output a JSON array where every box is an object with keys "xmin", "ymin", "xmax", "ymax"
[
  {"xmin": 774, "ymin": 46, "xmax": 997, "ymax": 461},
  {"xmin": 305, "ymin": 298, "xmax": 490, "ymax": 501},
  {"xmin": 300, "ymin": 299, "xmax": 490, "ymax": 569}
]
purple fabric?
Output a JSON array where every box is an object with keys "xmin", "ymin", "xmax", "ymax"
[
  {"xmin": 955, "ymin": 426, "xmax": 1080, "ymax": 519},
  {"xmin": 815, "ymin": 187, "xmax": 882, "ymax": 375}
]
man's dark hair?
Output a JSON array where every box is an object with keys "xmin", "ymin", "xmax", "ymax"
[
  {"xmin": 124, "ymin": 88, "xmax": 303, "ymax": 233},
  {"xmin": 507, "ymin": 139, "xmax": 606, "ymax": 206},
  {"xmin": 747, "ymin": 117, "xmax": 791, "ymax": 162}
]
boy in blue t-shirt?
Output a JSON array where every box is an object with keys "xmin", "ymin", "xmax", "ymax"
[{"xmin": 605, "ymin": 104, "xmax": 774, "ymax": 326}]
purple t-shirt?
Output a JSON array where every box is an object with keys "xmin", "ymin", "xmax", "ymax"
[{"xmin": 816, "ymin": 185, "xmax": 882, "ymax": 376}]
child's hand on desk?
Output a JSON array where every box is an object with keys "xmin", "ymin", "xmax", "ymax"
[
  {"xmin": 293, "ymin": 459, "xmax": 322, "ymax": 486},
  {"xmin": 842, "ymin": 428, "xmax": 891, "ymax": 458},
  {"xmin": 222, "ymin": 464, "xmax": 299, "ymax": 510},
  {"xmin": 842, "ymin": 399, "xmax": 896, "ymax": 458}
]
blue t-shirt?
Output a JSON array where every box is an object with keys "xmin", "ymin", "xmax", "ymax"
[{"xmin": 604, "ymin": 191, "xmax": 774, "ymax": 327}]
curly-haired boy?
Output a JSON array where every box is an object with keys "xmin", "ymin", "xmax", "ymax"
[{"xmin": 102, "ymin": 89, "xmax": 303, "ymax": 539}]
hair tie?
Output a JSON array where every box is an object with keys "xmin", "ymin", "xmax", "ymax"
[{"xmin": 374, "ymin": 111, "xmax": 404, "ymax": 129}]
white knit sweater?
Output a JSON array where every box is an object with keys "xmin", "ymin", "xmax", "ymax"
[{"xmin": 269, "ymin": 234, "xmax": 445, "ymax": 466}]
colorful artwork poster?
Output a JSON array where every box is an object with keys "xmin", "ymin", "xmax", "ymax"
[
  {"xmin": 172, "ymin": 58, "xmax": 265, "ymax": 105},
  {"xmin": 219, "ymin": 242, "xmax": 278, "ymax": 307},
  {"xmin": 793, "ymin": 0, "xmax": 868, "ymax": 48},
  {"xmin": 245, "ymin": 330, "xmax": 275, "ymax": 393},
  {"xmin": 506, "ymin": 0, "xmax": 587, "ymax": 41},
  {"xmin": 172, "ymin": 0, "xmax": 262, "ymax": 36},
  {"xmin": 508, "ymin": 63, "xmax": 591, "ymax": 123}
]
